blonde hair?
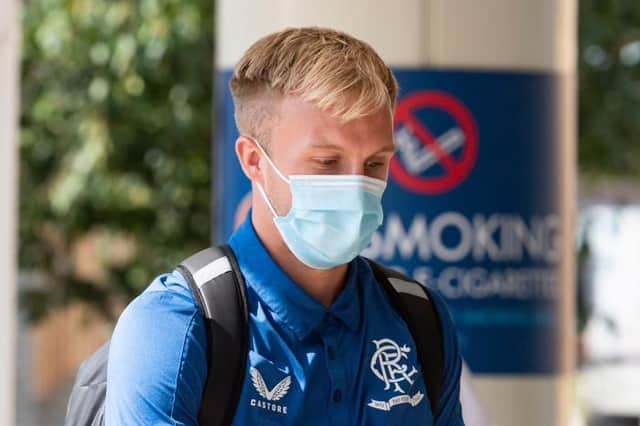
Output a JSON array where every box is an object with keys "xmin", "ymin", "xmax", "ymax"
[{"xmin": 229, "ymin": 27, "xmax": 398, "ymax": 144}]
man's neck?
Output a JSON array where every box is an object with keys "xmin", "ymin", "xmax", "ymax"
[{"xmin": 250, "ymin": 210, "xmax": 348, "ymax": 308}]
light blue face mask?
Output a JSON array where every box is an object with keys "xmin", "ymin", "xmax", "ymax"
[{"xmin": 252, "ymin": 139, "xmax": 387, "ymax": 270}]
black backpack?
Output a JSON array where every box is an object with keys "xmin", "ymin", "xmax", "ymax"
[{"xmin": 64, "ymin": 245, "xmax": 444, "ymax": 426}]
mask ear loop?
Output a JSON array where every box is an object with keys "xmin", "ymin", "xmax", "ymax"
[
  {"xmin": 248, "ymin": 136, "xmax": 290, "ymax": 184},
  {"xmin": 245, "ymin": 135, "xmax": 287, "ymax": 217},
  {"xmin": 255, "ymin": 181, "xmax": 279, "ymax": 218}
]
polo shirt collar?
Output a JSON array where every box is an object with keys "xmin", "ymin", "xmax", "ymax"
[{"xmin": 227, "ymin": 210, "xmax": 361, "ymax": 341}]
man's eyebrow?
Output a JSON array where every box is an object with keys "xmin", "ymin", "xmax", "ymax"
[
  {"xmin": 309, "ymin": 143, "xmax": 396, "ymax": 154},
  {"xmin": 376, "ymin": 144, "xmax": 397, "ymax": 154},
  {"xmin": 309, "ymin": 142, "xmax": 344, "ymax": 151}
]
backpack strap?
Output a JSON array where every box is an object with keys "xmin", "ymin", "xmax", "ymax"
[
  {"xmin": 176, "ymin": 244, "xmax": 248, "ymax": 426},
  {"xmin": 365, "ymin": 258, "xmax": 444, "ymax": 417}
]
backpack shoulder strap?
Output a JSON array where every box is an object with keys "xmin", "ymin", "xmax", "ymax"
[
  {"xmin": 176, "ymin": 244, "xmax": 248, "ymax": 426},
  {"xmin": 365, "ymin": 258, "xmax": 444, "ymax": 417}
]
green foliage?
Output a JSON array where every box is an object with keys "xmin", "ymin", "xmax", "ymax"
[
  {"xmin": 19, "ymin": 0, "xmax": 213, "ymax": 323},
  {"xmin": 579, "ymin": 0, "xmax": 640, "ymax": 178},
  {"xmin": 19, "ymin": 0, "xmax": 640, "ymax": 323}
]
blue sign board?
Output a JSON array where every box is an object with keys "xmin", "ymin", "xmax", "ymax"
[{"xmin": 215, "ymin": 68, "xmax": 564, "ymax": 374}]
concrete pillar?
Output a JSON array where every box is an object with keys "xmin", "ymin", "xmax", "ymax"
[
  {"xmin": 215, "ymin": 2, "xmax": 576, "ymax": 425},
  {"xmin": 0, "ymin": 0, "xmax": 20, "ymax": 424}
]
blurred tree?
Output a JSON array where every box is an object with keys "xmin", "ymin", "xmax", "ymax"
[
  {"xmin": 579, "ymin": 0, "xmax": 640, "ymax": 178},
  {"xmin": 19, "ymin": 0, "xmax": 213, "ymax": 323},
  {"xmin": 20, "ymin": 1, "xmax": 640, "ymax": 324}
]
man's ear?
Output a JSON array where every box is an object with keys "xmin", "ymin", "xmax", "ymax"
[{"xmin": 235, "ymin": 136, "xmax": 263, "ymax": 183}]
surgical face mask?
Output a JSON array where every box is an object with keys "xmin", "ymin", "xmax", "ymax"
[{"xmin": 252, "ymin": 138, "xmax": 387, "ymax": 270}]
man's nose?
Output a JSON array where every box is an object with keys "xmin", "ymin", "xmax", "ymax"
[{"xmin": 345, "ymin": 161, "xmax": 366, "ymax": 175}]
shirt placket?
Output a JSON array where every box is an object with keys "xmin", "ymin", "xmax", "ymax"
[{"xmin": 321, "ymin": 314, "xmax": 349, "ymax": 426}]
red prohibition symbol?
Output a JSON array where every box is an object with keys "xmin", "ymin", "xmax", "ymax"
[{"xmin": 390, "ymin": 90, "xmax": 478, "ymax": 194}]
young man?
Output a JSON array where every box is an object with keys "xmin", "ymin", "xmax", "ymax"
[{"xmin": 105, "ymin": 27, "xmax": 464, "ymax": 425}]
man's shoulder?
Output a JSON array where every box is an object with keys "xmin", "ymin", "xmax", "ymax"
[
  {"xmin": 110, "ymin": 269, "xmax": 205, "ymax": 355},
  {"xmin": 360, "ymin": 257, "xmax": 456, "ymax": 335},
  {"xmin": 127, "ymin": 270, "xmax": 197, "ymax": 311},
  {"xmin": 359, "ymin": 257, "xmax": 461, "ymax": 376},
  {"xmin": 105, "ymin": 270, "xmax": 207, "ymax": 425}
]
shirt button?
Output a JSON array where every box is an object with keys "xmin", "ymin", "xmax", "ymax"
[
  {"xmin": 333, "ymin": 389, "xmax": 342, "ymax": 402},
  {"xmin": 327, "ymin": 345, "xmax": 336, "ymax": 360}
]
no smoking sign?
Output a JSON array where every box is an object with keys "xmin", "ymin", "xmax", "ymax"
[{"xmin": 390, "ymin": 90, "xmax": 478, "ymax": 194}]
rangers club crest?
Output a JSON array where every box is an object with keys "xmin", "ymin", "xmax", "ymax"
[{"xmin": 368, "ymin": 338, "xmax": 425, "ymax": 411}]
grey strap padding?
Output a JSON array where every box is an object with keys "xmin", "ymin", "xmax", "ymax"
[
  {"xmin": 388, "ymin": 276, "xmax": 431, "ymax": 300},
  {"xmin": 176, "ymin": 245, "xmax": 248, "ymax": 426},
  {"xmin": 178, "ymin": 247, "xmax": 233, "ymax": 319}
]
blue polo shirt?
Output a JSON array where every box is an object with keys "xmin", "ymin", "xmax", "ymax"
[{"xmin": 105, "ymin": 213, "xmax": 464, "ymax": 425}]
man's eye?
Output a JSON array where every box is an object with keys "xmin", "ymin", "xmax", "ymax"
[
  {"xmin": 366, "ymin": 161, "xmax": 384, "ymax": 169},
  {"xmin": 314, "ymin": 158, "xmax": 338, "ymax": 166}
]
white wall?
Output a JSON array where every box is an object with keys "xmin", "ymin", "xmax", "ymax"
[{"xmin": 0, "ymin": 0, "xmax": 20, "ymax": 424}]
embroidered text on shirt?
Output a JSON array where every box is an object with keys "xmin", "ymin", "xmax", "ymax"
[{"xmin": 250, "ymin": 366, "xmax": 291, "ymax": 415}]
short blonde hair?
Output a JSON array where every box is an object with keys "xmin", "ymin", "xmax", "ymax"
[{"xmin": 229, "ymin": 27, "xmax": 398, "ymax": 144}]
